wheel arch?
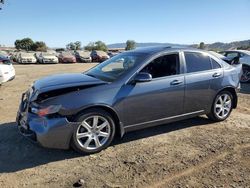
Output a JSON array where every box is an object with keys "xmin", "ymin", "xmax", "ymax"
[
  {"xmin": 73, "ymin": 105, "xmax": 124, "ymax": 137},
  {"xmin": 216, "ymin": 86, "xmax": 238, "ymax": 109}
]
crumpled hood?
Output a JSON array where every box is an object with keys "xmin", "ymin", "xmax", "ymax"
[{"xmin": 33, "ymin": 73, "xmax": 107, "ymax": 93}]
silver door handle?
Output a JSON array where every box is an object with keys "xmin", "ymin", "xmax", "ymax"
[
  {"xmin": 170, "ymin": 80, "xmax": 183, "ymax": 85},
  {"xmin": 213, "ymin": 73, "xmax": 221, "ymax": 78}
]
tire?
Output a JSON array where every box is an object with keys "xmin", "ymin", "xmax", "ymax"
[
  {"xmin": 71, "ymin": 109, "xmax": 116, "ymax": 154},
  {"xmin": 207, "ymin": 91, "xmax": 233, "ymax": 122}
]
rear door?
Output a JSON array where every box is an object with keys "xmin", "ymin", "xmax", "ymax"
[{"xmin": 183, "ymin": 51, "xmax": 223, "ymax": 113}]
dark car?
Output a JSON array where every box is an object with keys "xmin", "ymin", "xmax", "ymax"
[
  {"xmin": 17, "ymin": 46, "xmax": 242, "ymax": 154},
  {"xmin": 91, "ymin": 50, "xmax": 109, "ymax": 62}
]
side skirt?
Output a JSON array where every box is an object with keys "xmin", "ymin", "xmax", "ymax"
[{"xmin": 123, "ymin": 110, "xmax": 205, "ymax": 133}]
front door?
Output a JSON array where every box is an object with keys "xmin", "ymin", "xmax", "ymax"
[{"xmin": 121, "ymin": 53, "xmax": 185, "ymax": 128}]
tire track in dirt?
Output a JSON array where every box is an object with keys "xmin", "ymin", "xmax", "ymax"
[{"xmin": 147, "ymin": 144, "xmax": 250, "ymax": 188}]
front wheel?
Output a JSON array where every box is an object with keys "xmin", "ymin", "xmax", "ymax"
[
  {"xmin": 207, "ymin": 91, "xmax": 233, "ymax": 122},
  {"xmin": 71, "ymin": 109, "xmax": 116, "ymax": 154}
]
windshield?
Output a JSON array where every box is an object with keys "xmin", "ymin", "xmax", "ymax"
[
  {"xmin": 85, "ymin": 53, "xmax": 144, "ymax": 82},
  {"xmin": 78, "ymin": 51, "xmax": 91, "ymax": 56},
  {"xmin": 22, "ymin": 53, "xmax": 34, "ymax": 57},
  {"xmin": 42, "ymin": 53, "xmax": 55, "ymax": 56},
  {"xmin": 61, "ymin": 52, "xmax": 72, "ymax": 56}
]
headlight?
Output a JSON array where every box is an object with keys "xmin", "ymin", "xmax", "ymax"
[{"xmin": 31, "ymin": 105, "xmax": 62, "ymax": 116}]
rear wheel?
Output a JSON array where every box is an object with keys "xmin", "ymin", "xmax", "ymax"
[
  {"xmin": 71, "ymin": 109, "xmax": 115, "ymax": 154},
  {"xmin": 207, "ymin": 91, "xmax": 233, "ymax": 121}
]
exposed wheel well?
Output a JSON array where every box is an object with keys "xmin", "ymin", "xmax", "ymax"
[
  {"xmin": 73, "ymin": 106, "xmax": 122, "ymax": 137},
  {"xmin": 219, "ymin": 87, "xmax": 238, "ymax": 108}
]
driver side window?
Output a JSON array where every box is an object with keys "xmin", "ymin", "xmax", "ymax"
[{"xmin": 140, "ymin": 54, "xmax": 180, "ymax": 78}]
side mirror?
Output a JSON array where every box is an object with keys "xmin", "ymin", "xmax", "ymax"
[{"xmin": 134, "ymin": 72, "xmax": 152, "ymax": 82}]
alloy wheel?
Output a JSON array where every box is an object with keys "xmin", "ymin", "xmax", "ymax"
[
  {"xmin": 214, "ymin": 94, "xmax": 232, "ymax": 119},
  {"xmin": 76, "ymin": 115, "xmax": 111, "ymax": 150}
]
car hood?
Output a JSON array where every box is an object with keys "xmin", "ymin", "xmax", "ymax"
[
  {"xmin": 61, "ymin": 55, "xmax": 74, "ymax": 58},
  {"xmin": 33, "ymin": 73, "xmax": 107, "ymax": 93}
]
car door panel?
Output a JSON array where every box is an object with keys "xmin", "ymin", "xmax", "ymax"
[
  {"xmin": 121, "ymin": 75, "xmax": 185, "ymax": 127},
  {"xmin": 184, "ymin": 70, "xmax": 217, "ymax": 113}
]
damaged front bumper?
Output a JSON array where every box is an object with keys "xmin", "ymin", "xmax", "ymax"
[
  {"xmin": 16, "ymin": 112, "xmax": 79, "ymax": 149},
  {"xmin": 16, "ymin": 91, "xmax": 79, "ymax": 150}
]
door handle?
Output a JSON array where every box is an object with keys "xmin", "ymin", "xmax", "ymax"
[
  {"xmin": 170, "ymin": 80, "xmax": 183, "ymax": 85},
  {"xmin": 213, "ymin": 72, "xmax": 221, "ymax": 78}
]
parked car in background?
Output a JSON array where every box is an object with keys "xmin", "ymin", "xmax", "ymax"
[
  {"xmin": 17, "ymin": 52, "xmax": 37, "ymax": 64},
  {"xmin": 17, "ymin": 46, "xmax": 242, "ymax": 154},
  {"xmin": 91, "ymin": 50, "xmax": 109, "ymax": 62},
  {"xmin": 11, "ymin": 51, "xmax": 21, "ymax": 62},
  {"xmin": 58, "ymin": 52, "xmax": 76, "ymax": 63},
  {"xmin": 108, "ymin": 52, "xmax": 119, "ymax": 58},
  {"xmin": 0, "ymin": 51, "xmax": 10, "ymax": 58},
  {"xmin": 36, "ymin": 52, "xmax": 59, "ymax": 64},
  {"xmin": 208, "ymin": 51, "xmax": 235, "ymax": 65},
  {"xmin": 220, "ymin": 50, "xmax": 250, "ymax": 82},
  {"xmin": 75, "ymin": 50, "xmax": 92, "ymax": 63},
  {"xmin": 0, "ymin": 55, "xmax": 15, "ymax": 85}
]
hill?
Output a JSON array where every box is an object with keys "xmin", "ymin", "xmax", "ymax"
[{"xmin": 108, "ymin": 39, "xmax": 250, "ymax": 50}]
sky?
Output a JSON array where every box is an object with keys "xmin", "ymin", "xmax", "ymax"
[{"xmin": 0, "ymin": 0, "xmax": 250, "ymax": 47}]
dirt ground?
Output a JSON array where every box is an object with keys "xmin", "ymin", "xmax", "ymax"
[{"xmin": 0, "ymin": 64, "xmax": 249, "ymax": 188}]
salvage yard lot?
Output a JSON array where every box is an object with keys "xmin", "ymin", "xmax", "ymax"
[{"xmin": 0, "ymin": 64, "xmax": 250, "ymax": 187}]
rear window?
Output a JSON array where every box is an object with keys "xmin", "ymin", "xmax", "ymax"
[
  {"xmin": 184, "ymin": 52, "xmax": 212, "ymax": 73},
  {"xmin": 211, "ymin": 58, "xmax": 221, "ymax": 69}
]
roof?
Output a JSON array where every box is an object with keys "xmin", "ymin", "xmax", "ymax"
[{"xmin": 127, "ymin": 46, "xmax": 196, "ymax": 55}]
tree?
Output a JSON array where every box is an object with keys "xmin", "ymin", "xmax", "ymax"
[
  {"xmin": 66, "ymin": 42, "xmax": 76, "ymax": 50},
  {"xmin": 14, "ymin": 38, "xmax": 34, "ymax": 51},
  {"xmin": 0, "ymin": 0, "xmax": 4, "ymax": 10},
  {"xmin": 32, "ymin": 41, "xmax": 47, "ymax": 51},
  {"xmin": 199, "ymin": 42, "xmax": 205, "ymax": 49},
  {"xmin": 84, "ymin": 42, "xmax": 95, "ymax": 51},
  {"xmin": 66, "ymin": 41, "xmax": 82, "ymax": 50},
  {"xmin": 14, "ymin": 38, "xmax": 48, "ymax": 51},
  {"xmin": 75, "ymin": 41, "xmax": 81, "ymax": 50},
  {"xmin": 125, "ymin": 40, "xmax": 136, "ymax": 51},
  {"xmin": 84, "ymin": 41, "xmax": 108, "ymax": 51}
]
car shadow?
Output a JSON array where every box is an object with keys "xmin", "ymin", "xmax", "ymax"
[{"xmin": 0, "ymin": 116, "xmax": 213, "ymax": 173}]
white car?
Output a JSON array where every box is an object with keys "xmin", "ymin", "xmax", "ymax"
[
  {"xmin": 17, "ymin": 52, "xmax": 37, "ymax": 64},
  {"xmin": 0, "ymin": 56, "xmax": 15, "ymax": 85},
  {"xmin": 37, "ymin": 52, "xmax": 59, "ymax": 64},
  {"xmin": 220, "ymin": 50, "xmax": 250, "ymax": 83}
]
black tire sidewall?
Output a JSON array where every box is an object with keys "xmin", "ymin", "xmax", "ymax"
[{"xmin": 71, "ymin": 109, "xmax": 116, "ymax": 154}]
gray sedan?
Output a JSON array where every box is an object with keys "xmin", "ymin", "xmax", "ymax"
[{"xmin": 16, "ymin": 46, "xmax": 242, "ymax": 154}]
